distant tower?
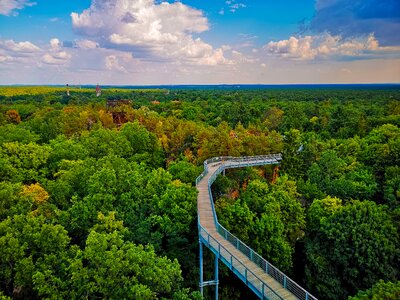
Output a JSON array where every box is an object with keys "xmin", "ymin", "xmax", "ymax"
[
  {"xmin": 66, "ymin": 84, "xmax": 70, "ymax": 96},
  {"xmin": 96, "ymin": 83, "xmax": 102, "ymax": 97}
]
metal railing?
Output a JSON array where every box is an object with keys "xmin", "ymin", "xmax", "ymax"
[
  {"xmin": 216, "ymin": 224, "xmax": 317, "ymax": 300},
  {"xmin": 196, "ymin": 155, "xmax": 318, "ymax": 300},
  {"xmin": 199, "ymin": 225, "xmax": 284, "ymax": 300}
]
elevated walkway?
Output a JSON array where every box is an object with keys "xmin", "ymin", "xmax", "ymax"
[{"xmin": 196, "ymin": 155, "xmax": 317, "ymax": 300}]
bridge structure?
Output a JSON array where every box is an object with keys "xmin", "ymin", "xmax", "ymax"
[{"xmin": 196, "ymin": 155, "xmax": 317, "ymax": 300}]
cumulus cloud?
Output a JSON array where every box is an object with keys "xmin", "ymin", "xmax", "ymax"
[
  {"xmin": 75, "ymin": 39, "xmax": 99, "ymax": 49},
  {"xmin": 0, "ymin": 39, "xmax": 40, "ymax": 54},
  {"xmin": 71, "ymin": 0, "xmax": 228, "ymax": 65},
  {"xmin": 105, "ymin": 53, "xmax": 133, "ymax": 72},
  {"xmin": 310, "ymin": 0, "xmax": 400, "ymax": 46},
  {"xmin": 265, "ymin": 33, "xmax": 400, "ymax": 60},
  {"xmin": 0, "ymin": 38, "xmax": 70, "ymax": 66},
  {"xmin": 41, "ymin": 52, "xmax": 70, "ymax": 65},
  {"xmin": 0, "ymin": 0, "xmax": 36, "ymax": 16},
  {"xmin": 41, "ymin": 39, "xmax": 71, "ymax": 65}
]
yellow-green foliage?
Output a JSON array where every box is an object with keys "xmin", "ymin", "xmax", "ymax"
[
  {"xmin": 0, "ymin": 86, "xmax": 165, "ymax": 97},
  {"xmin": 0, "ymin": 86, "xmax": 90, "ymax": 96}
]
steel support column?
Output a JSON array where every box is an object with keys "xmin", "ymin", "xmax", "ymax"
[
  {"xmin": 214, "ymin": 253, "xmax": 219, "ymax": 300},
  {"xmin": 199, "ymin": 240, "xmax": 204, "ymax": 297},
  {"xmin": 199, "ymin": 239, "xmax": 219, "ymax": 300}
]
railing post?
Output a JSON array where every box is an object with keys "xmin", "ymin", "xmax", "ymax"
[
  {"xmin": 283, "ymin": 275, "xmax": 287, "ymax": 289},
  {"xmin": 306, "ymin": 293, "xmax": 309, "ymax": 300},
  {"xmin": 236, "ymin": 239, "xmax": 239, "ymax": 249},
  {"xmin": 245, "ymin": 269, "xmax": 248, "ymax": 283},
  {"xmin": 262, "ymin": 284, "xmax": 265, "ymax": 299},
  {"xmin": 250, "ymin": 249, "xmax": 253, "ymax": 261}
]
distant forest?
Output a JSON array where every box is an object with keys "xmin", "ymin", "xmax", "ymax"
[{"xmin": 0, "ymin": 86, "xmax": 399, "ymax": 299}]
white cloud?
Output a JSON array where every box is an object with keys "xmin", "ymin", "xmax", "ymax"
[
  {"xmin": 265, "ymin": 33, "xmax": 400, "ymax": 60},
  {"xmin": 0, "ymin": 54, "xmax": 13, "ymax": 63},
  {"xmin": 40, "ymin": 39, "xmax": 71, "ymax": 65},
  {"xmin": 50, "ymin": 38, "xmax": 61, "ymax": 50},
  {"xmin": 0, "ymin": 0, "xmax": 36, "ymax": 16},
  {"xmin": 231, "ymin": 50, "xmax": 257, "ymax": 63},
  {"xmin": 0, "ymin": 38, "xmax": 71, "ymax": 67},
  {"xmin": 0, "ymin": 39, "xmax": 40, "ymax": 53},
  {"xmin": 41, "ymin": 53, "xmax": 69, "ymax": 65},
  {"xmin": 70, "ymin": 0, "xmax": 227, "ymax": 65},
  {"xmin": 75, "ymin": 39, "xmax": 99, "ymax": 49},
  {"xmin": 229, "ymin": 3, "xmax": 246, "ymax": 13},
  {"xmin": 222, "ymin": 0, "xmax": 246, "ymax": 13},
  {"xmin": 105, "ymin": 53, "xmax": 132, "ymax": 72}
]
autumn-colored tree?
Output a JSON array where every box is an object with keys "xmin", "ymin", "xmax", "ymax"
[{"xmin": 5, "ymin": 110, "xmax": 21, "ymax": 124}]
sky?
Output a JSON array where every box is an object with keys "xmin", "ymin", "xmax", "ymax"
[{"xmin": 0, "ymin": 0, "xmax": 399, "ymax": 85}]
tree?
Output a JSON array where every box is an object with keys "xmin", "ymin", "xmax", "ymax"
[
  {"xmin": 383, "ymin": 166, "xmax": 400, "ymax": 209},
  {"xmin": 305, "ymin": 201, "xmax": 399, "ymax": 299},
  {"xmin": 252, "ymin": 212, "xmax": 293, "ymax": 271},
  {"xmin": 281, "ymin": 129, "xmax": 305, "ymax": 178},
  {"xmin": 0, "ymin": 142, "xmax": 51, "ymax": 183},
  {"xmin": 308, "ymin": 150, "xmax": 377, "ymax": 201},
  {"xmin": 0, "ymin": 182, "xmax": 32, "ymax": 221},
  {"xmin": 307, "ymin": 196, "xmax": 343, "ymax": 233},
  {"xmin": 348, "ymin": 280, "xmax": 400, "ymax": 300},
  {"xmin": 120, "ymin": 121, "xmax": 164, "ymax": 167},
  {"xmin": 168, "ymin": 160, "xmax": 203, "ymax": 185},
  {"xmin": 216, "ymin": 198, "xmax": 255, "ymax": 244},
  {"xmin": 217, "ymin": 178, "xmax": 305, "ymax": 272},
  {"xmin": 0, "ymin": 124, "xmax": 39, "ymax": 145},
  {"xmin": 263, "ymin": 107, "xmax": 284, "ymax": 130},
  {"xmin": 32, "ymin": 213, "xmax": 199, "ymax": 299},
  {"xmin": 5, "ymin": 110, "xmax": 21, "ymax": 124},
  {"xmin": 0, "ymin": 214, "xmax": 70, "ymax": 298}
]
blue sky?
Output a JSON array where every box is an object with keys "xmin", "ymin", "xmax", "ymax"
[{"xmin": 0, "ymin": 0, "xmax": 399, "ymax": 84}]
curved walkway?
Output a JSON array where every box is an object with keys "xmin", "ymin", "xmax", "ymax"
[{"xmin": 196, "ymin": 155, "xmax": 317, "ymax": 300}]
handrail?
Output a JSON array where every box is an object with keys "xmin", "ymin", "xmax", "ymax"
[
  {"xmin": 199, "ymin": 224, "xmax": 284, "ymax": 300},
  {"xmin": 196, "ymin": 155, "xmax": 318, "ymax": 300}
]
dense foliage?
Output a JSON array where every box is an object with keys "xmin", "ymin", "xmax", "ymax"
[{"xmin": 0, "ymin": 86, "xmax": 399, "ymax": 299}]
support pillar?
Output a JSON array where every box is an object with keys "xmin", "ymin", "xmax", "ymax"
[
  {"xmin": 199, "ymin": 240, "xmax": 204, "ymax": 297},
  {"xmin": 214, "ymin": 254, "xmax": 219, "ymax": 300},
  {"xmin": 199, "ymin": 239, "xmax": 219, "ymax": 300}
]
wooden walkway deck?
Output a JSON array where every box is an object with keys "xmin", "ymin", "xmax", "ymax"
[{"xmin": 197, "ymin": 158, "xmax": 301, "ymax": 300}]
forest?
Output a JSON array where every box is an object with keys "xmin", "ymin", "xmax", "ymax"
[{"xmin": 0, "ymin": 85, "xmax": 399, "ymax": 300}]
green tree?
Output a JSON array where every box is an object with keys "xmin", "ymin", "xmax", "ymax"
[
  {"xmin": 0, "ymin": 124, "xmax": 39, "ymax": 145},
  {"xmin": 168, "ymin": 160, "xmax": 203, "ymax": 185},
  {"xmin": 32, "ymin": 213, "xmax": 198, "ymax": 300},
  {"xmin": 281, "ymin": 129, "xmax": 305, "ymax": 178},
  {"xmin": 348, "ymin": 280, "xmax": 400, "ymax": 300},
  {"xmin": 0, "ymin": 214, "xmax": 70, "ymax": 298},
  {"xmin": 308, "ymin": 150, "xmax": 377, "ymax": 201},
  {"xmin": 305, "ymin": 201, "xmax": 399, "ymax": 299},
  {"xmin": 0, "ymin": 142, "xmax": 51, "ymax": 183}
]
